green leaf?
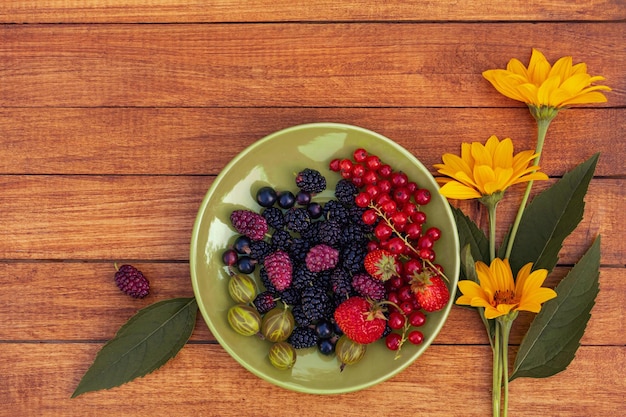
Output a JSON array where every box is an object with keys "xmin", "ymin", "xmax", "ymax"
[
  {"xmin": 460, "ymin": 244, "xmax": 495, "ymax": 346},
  {"xmin": 72, "ymin": 297, "xmax": 198, "ymax": 397},
  {"xmin": 507, "ymin": 153, "xmax": 599, "ymax": 275},
  {"xmin": 509, "ymin": 236, "xmax": 600, "ymax": 381},
  {"xmin": 451, "ymin": 206, "xmax": 489, "ymax": 280}
]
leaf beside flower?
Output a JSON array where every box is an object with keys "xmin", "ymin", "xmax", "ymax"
[{"xmin": 510, "ymin": 236, "xmax": 601, "ymax": 381}]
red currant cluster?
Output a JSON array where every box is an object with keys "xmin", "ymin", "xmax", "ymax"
[{"xmin": 330, "ymin": 148, "xmax": 448, "ymax": 354}]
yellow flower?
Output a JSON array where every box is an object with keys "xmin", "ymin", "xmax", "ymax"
[
  {"xmin": 434, "ymin": 135, "xmax": 548, "ymax": 200},
  {"xmin": 456, "ymin": 258, "xmax": 557, "ymax": 319},
  {"xmin": 482, "ymin": 48, "xmax": 611, "ymax": 109}
]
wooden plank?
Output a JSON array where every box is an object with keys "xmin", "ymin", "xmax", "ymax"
[
  {"xmin": 2, "ymin": 343, "xmax": 624, "ymax": 416},
  {"xmin": 1, "ymin": 23, "xmax": 624, "ymax": 107},
  {"xmin": 2, "ymin": 0, "xmax": 625, "ymax": 23},
  {"xmin": 0, "ymin": 176, "xmax": 622, "ymax": 264},
  {"xmin": 1, "ymin": 107, "xmax": 624, "ymax": 177},
  {"xmin": 0, "ymin": 262, "xmax": 622, "ymax": 345}
]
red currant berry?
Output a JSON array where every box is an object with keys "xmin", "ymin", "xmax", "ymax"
[
  {"xmin": 406, "ymin": 182, "xmax": 418, "ymax": 193},
  {"xmin": 414, "ymin": 188, "xmax": 431, "ymax": 205},
  {"xmin": 339, "ymin": 158, "xmax": 353, "ymax": 172},
  {"xmin": 365, "ymin": 184, "xmax": 380, "ymax": 198},
  {"xmin": 355, "ymin": 192, "xmax": 372, "ymax": 208},
  {"xmin": 403, "ymin": 258, "xmax": 423, "ymax": 276},
  {"xmin": 353, "ymin": 148, "xmax": 368, "ymax": 162},
  {"xmin": 417, "ymin": 235, "xmax": 434, "ymax": 249},
  {"xmin": 418, "ymin": 248, "xmax": 435, "ymax": 261},
  {"xmin": 386, "ymin": 291, "xmax": 401, "ymax": 305},
  {"xmin": 405, "ymin": 222, "xmax": 422, "ymax": 239},
  {"xmin": 385, "ymin": 333, "xmax": 402, "ymax": 351},
  {"xmin": 361, "ymin": 209, "xmax": 378, "ymax": 225},
  {"xmin": 388, "ymin": 311, "xmax": 406, "ymax": 330},
  {"xmin": 408, "ymin": 330, "xmax": 424, "ymax": 345},
  {"xmin": 378, "ymin": 164, "xmax": 393, "ymax": 178},
  {"xmin": 351, "ymin": 176, "xmax": 363, "ymax": 187},
  {"xmin": 378, "ymin": 179, "xmax": 392, "ymax": 194},
  {"xmin": 366, "ymin": 240, "xmax": 379, "ymax": 252},
  {"xmin": 391, "ymin": 211, "xmax": 408, "ymax": 228},
  {"xmin": 408, "ymin": 311, "xmax": 426, "ymax": 327},
  {"xmin": 391, "ymin": 172, "xmax": 408, "ymax": 188},
  {"xmin": 398, "ymin": 285, "xmax": 413, "ymax": 302},
  {"xmin": 381, "ymin": 200, "xmax": 398, "ymax": 215},
  {"xmin": 362, "ymin": 170, "xmax": 378, "ymax": 185},
  {"xmin": 426, "ymin": 226, "xmax": 442, "ymax": 241},
  {"xmin": 340, "ymin": 169, "xmax": 352, "ymax": 179},
  {"xmin": 393, "ymin": 187, "xmax": 411, "ymax": 204},
  {"xmin": 374, "ymin": 223, "xmax": 393, "ymax": 241},
  {"xmin": 387, "ymin": 276, "xmax": 404, "ymax": 290},
  {"xmin": 365, "ymin": 155, "xmax": 382, "ymax": 171},
  {"xmin": 351, "ymin": 163, "xmax": 366, "ymax": 178},
  {"xmin": 399, "ymin": 300, "xmax": 414, "ymax": 315},
  {"xmin": 329, "ymin": 158, "xmax": 341, "ymax": 171},
  {"xmin": 387, "ymin": 237, "xmax": 406, "ymax": 255},
  {"xmin": 412, "ymin": 211, "xmax": 427, "ymax": 224},
  {"xmin": 376, "ymin": 193, "xmax": 392, "ymax": 206}
]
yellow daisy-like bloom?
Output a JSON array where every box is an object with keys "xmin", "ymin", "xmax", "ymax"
[
  {"xmin": 483, "ymin": 48, "xmax": 611, "ymax": 109},
  {"xmin": 457, "ymin": 258, "xmax": 557, "ymax": 319},
  {"xmin": 434, "ymin": 135, "xmax": 548, "ymax": 200}
]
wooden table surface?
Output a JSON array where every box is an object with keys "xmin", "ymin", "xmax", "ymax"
[{"xmin": 1, "ymin": 1, "xmax": 625, "ymax": 416}]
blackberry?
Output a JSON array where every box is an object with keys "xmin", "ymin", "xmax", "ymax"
[
  {"xmin": 114, "ymin": 264, "xmax": 150, "ymax": 298},
  {"xmin": 259, "ymin": 267, "xmax": 276, "ymax": 293},
  {"xmin": 270, "ymin": 229, "xmax": 292, "ymax": 250},
  {"xmin": 295, "ymin": 168, "xmax": 327, "ymax": 194},
  {"xmin": 284, "ymin": 207, "xmax": 311, "ymax": 233},
  {"xmin": 323, "ymin": 200, "xmax": 351, "ymax": 225},
  {"xmin": 288, "ymin": 326, "xmax": 319, "ymax": 349},
  {"xmin": 299, "ymin": 221, "xmax": 320, "ymax": 243},
  {"xmin": 316, "ymin": 220, "xmax": 342, "ymax": 246},
  {"xmin": 253, "ymin": 291, "xmax": 277, "ymax": 314},
  {"xmin": 340, "ymin": 244, "xmax": 367, "ymax": 273},
  {"xmin": 262, "ymin": 207, "xmax": 285, "ymax": 230},
  {"xmin": 288, "ymin": 238, "xmax": 311, "ymax": 263},
  {"xmin": 330, "ymin": 268, "xmax": 353, "ymax": 298},
  {"xmin": 340, "ymin": 223, "xmax": 368, "ymax": 246},
  {"xmin": 249, "ymin": 240, "xmax": 272, "ymax": 263},
  {"xmin": 291, "ymin": 263, "xmax": 317, "ymax": 289},
  {"xmin": 277, "ymin": 287, "xmax": 301, "ymax": 306},
  {"xmin": 301, "ymin": 286, "xmax": 331, "ymax": 322},
  {"xmin": 292, "ymin": 304, "xmax": 313, "ymax": 327},
  {"xmin": 230, "ymin": 210, "xmax": 268, "ymax": 241},
  {"xmin": 334, "ymin": 179, "xmax": 359, "ymax": 205}
]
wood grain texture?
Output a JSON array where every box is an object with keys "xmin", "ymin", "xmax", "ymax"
[
  {"xmin": 0, "ymin": 176, "xmax": 622, "ymax": 264},
  {"xmin": 2, "ymin": 343, "xmax": 624, "ymax": 416},
  {"xmin": 1, "ymin": 107, "xmax": 624, "ymax": 177},
  {"xmin": 1, "ymin": 262, "xmax": 622, "ymax": 346},
  {"xmin": 3, "ymin": 0, "xmax": 626, "ymax": 23},
  {"xmin": 1, "ymin": 23, "xmax": 624, "ymax": 108}
]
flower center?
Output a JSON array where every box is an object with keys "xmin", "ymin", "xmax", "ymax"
[{"xmin": 493, "ymin": 289, "xmax": 516, "ymax": 306}]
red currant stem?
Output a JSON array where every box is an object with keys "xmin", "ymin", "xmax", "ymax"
[{"xmin": 368, "ymin": 202, "xmax": 447, "ymax": 282}]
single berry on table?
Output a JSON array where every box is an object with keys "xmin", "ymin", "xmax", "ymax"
[{"xmin": 114, "ymin": 264, "xmax": 150, "ymax": 298}]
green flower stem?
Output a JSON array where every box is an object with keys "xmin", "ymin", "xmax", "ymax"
[
  {"xmin": 488, "ymin": 200, "xmax": 497, "ymax": 262},
  {"xmin": 504, "ymin": 115, "xmax": 553, "ymax": 259},
  {"xmin": 496, "ymin": 312, "xmax": 517, "ymax": 417},
  {"xmin": 492, "ymin": 322, "xmax": 502, "ymax": 417}
]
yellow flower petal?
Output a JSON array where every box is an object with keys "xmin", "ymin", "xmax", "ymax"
[{"xmin": 438, "ymin": 181, "xmax": 482, "ymax": 200}]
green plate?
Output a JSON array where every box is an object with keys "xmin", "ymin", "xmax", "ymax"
[{"xmin": 190, "ymin": 123, "xmax": 460, "ymax": 394}]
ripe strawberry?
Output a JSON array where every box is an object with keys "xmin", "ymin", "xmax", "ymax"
[
  {"xmin": 334, "ymin": 296, "xmax": 386, "ymax": 344},
  {"xmin": 410, "ymin": 272, "xmax": 450, "ymax": 312},
  {"xmin": 364, "ymin": 249, "xmax": 399, "ymax": 281}
]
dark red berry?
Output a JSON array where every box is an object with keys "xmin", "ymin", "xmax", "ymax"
[
  {"xmin": 391, "ymin": 172, "xmax": 408, "ymax": 188},
  {"xmin": 412, "ymin": 211, "xmax": 427, "ymax": 224},
  {"xmin": 426, "ymin": 227, "xmax": 442, "ymax": 241},
  {"xmin": 378, "ymin": 164, "xmax": 393, "ymax": 177},
  {"xmin": 365, "ymin": 155, "xmax": 381, "ymax": 171},
  {"xmin": 408, "ymin": 311, "xmax": 426, "ymax": 327},
  {"xmin": 405, "ymin": 222, "xmax": 422, "ymax": 240},
  {"xmin": 114, "ymin": 264, "xmax": 150, "ymax": 299},
  {"xmin": 388, "ymin": 311, "xmax": 406, "ymax": 330},
  {"xmin": 417, "ymin": 235, "xmax": 434, "ymax": 249},
  {"xmin": 362, "ymin": 209, "xmax": 378, "ymax": 225},
  {"xmin": 362, "ymin": 170, "xmax": 378, "ymax": 185},
  {"xmin": 353, "ymin": 148, "xmax": 368, "ymax": 162},
  {"xmin": 387, "ymin": 237, "xmax": 406, "ymax": 255},
  {"xmin": 374, "ymin": 223, "xmax": 393, "ymax": 241},
  {"xmin": 408, "ymin": 330, "xmax": 424, "ymax": 345},
  {"xmin": 339, "ymin": 159, "xmax": 353, "ymax": 172},
  {"xmin": 385, "ymin": 332, "xmax": 402, "ymax": 350},
  {"xmin": 378, "ymin": 179, "xmax": 392, "ymax": 194},
  {"xmin": 351, "ymin": 163, "xmax": 366, "ymax": 178},
  {"xmin": 329, "ymin": 158, "xmax": 341, "ymax": 171},
  {"xmin": 365, "ymin": 184, "xmax": 380, "ymax": 198},
  {"xmin": 399, "ymin": 300, "xmax": 414, "ymax": 315},
  {"xmin": 393, "ymin": 187, "xmax": 411, "ymax": 204},
  {"xmin": 398, "ymin": 285, "xmax": 413, "ymax": 302},
  {"xmin": 222, "ymin": 249, "xmax": 238, "ymax": 266},
  {"xmin": 414, "ymin": 188, "xmax": 431, "ymax": 205},
  {"xmin": 355, "ymin": 192, "xmax": 371, "ymax": 208}
]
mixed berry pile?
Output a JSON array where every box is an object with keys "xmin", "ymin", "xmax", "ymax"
[{"xmin": 222, "ymin": 148, "xmax": 450, "ymax": 371}]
